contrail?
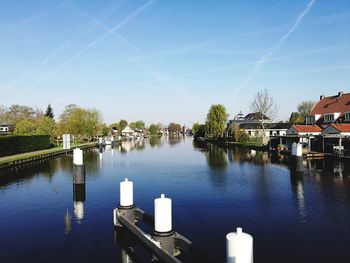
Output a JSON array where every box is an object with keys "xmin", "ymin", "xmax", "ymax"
[
  {"xmin": 182, "ymin": 44, "xmax": 347, "ymax": 78},
  {"xmin": 234, "ymin": 0, "xmax": 317, "ymax": 95},
  {"xmin": 21, "ymin": 0, "xmax": 157, "ymax": 94}
]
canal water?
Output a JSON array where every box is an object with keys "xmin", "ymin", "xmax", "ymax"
[{"xmin": 0, "ymin": 137, "xmax": 349, "ymax": 263}]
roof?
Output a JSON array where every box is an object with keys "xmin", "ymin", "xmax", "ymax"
[
  {"xmin": 311, "ymin": 92, "xmax": 350, "ymax": 118},
  {"xmin": 329, "ymin": 123, "xmax": 350, "ymax": 132},
  {"xmin": 291, "ymin": 125, "xmax": 322, "ymax": 132},
  {"xmin": 122, "ymin": 126, "xmax": 134, "ymax": 133},
  {"xmin": 239, "ymin": 123, "xmax": 292, "ymax": 130},
  {"xmin": 244, "ymin": 112, "xmax": 270, "ymax": 120}
]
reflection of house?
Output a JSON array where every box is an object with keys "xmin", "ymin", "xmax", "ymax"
[
  {"xmin": 121, "ymin": 126, "xmax": 134, "ymax": 136},
  {"xmin": 0, "ymin": 124, "xmax": 13, "ymax": 133},
  {"xmin": 306, "ymin": 91, "xmax": 350, "ymax": 125}
]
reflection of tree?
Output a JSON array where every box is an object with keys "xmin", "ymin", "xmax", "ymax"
[
  {"xmin": 149, "ymin": 137, "xmax": 162, "ymax": 147},
  {"xmin": 168, "ymin": 136, "xmax": 181, "ymax": 146},
  {"xmin": 205, "ymin": 144, "xmax": 228, "ymax": 170},
  {"xmin": 227, "ymin": 147, "xmax": 269, "ymax": 165},
  {"xmin": 64, "ymin": 209, "xmax": 72, "ymax": 234}
]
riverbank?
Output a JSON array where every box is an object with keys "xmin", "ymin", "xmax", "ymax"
[
  {"xmin": 0, "ymin": 142, "xmax": 96, "ymax": 170},
  {"xmin": 195, "ymin": 137, "xmax": 268, "ymax": 151}
]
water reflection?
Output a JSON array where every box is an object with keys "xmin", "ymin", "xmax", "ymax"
[
  {"xmin": 290, "ymin": 173, "xmax": 307, "ymax": 223},
  {"xmin": 205, "ymin": 144, "xmax": 228, "ymax": 170},
  {"xmin": 64, "ymin": 209, "xmax": 72, "ymax": 234},
  {"xmin": 148, "ymin": 137, "xmax": 163, "ymax": 148},
  {"xmin": 73, "ymin": 184, "xmax": 86, "ymax": 222}
]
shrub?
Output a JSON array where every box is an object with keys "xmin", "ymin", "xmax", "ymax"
[{"xmin": 0, "ymin": 135, "xmax": 51, "ymax": 157}]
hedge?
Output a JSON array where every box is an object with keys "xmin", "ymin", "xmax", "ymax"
[{"xmin": 0, "ymin": 135, "xmax": 51, "ymax": 157}]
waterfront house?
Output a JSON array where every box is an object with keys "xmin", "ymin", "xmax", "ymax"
[
  {"xmin": 0, "ymin": 124, "xmax": 13, "ymax": 133},
  {"xmin": 286, "ymin": 125, "xmax": 322, "ymax": 136},
  {"xmin": 121, "ymin": 126, "xmax": 135, "ymax": 136},
  {"xmin": 306, "ymin": 91, "xmax": 350, "ymax": 125}
]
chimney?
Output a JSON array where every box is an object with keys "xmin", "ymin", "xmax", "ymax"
[
  {"xmin": 338, "ymin": 91, "xmax": 343, "ymax": 97},
  {"xmin": 320, "ymin": 95, "xmax": 325, "ymax": 100}
]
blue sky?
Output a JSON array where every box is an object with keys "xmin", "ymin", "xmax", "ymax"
[{"xmin": 1, "ymin": 0, "xmax": 350, "ymax": 125}]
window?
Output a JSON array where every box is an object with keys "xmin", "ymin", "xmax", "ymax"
[
  {"xmin": 306, "ymin": 115, "xmax": 315, "ymax": 124},
  {"xmin": 324, "ymin": 114, "xmax": 334, "ymax": 123},
  {"xmin": 345, "ymin": 112, "xmax": 350, "ymax": 121}
]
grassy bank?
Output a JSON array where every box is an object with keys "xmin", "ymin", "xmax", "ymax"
[{"xmin": 0, "ymin": 142, "xmax": 96, "ymax": 167}]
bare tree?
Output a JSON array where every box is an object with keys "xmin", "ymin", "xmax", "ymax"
[
  {"xmin": 297, "ymin": 100, "xmax": 315, "ymax": 118},
  {"xmin": 249, "ymin": 89, "xmax": 279, "ymax": 135}
]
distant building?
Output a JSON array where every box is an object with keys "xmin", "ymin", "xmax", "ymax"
[
  {"xmin": 0, "ymin": 124, "xmax": 13, "ymax": 133},
  {"xmin": 121, "ymin": 126, "xmax": 134, "ymax": 136},
  {"xmin": 306, "ymin": 91, "xmax": 350, "ymax": 125}
]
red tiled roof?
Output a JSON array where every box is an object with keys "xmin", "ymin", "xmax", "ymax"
[
  {"xmin": 330, "ymin": 123, "xmax": 350, "ymax": 132},
  {"xmin": 311, "ymin": 92, "xmax": 350, "ymax": 118},
  {"xmin": 292, "ymin": 125, "xmax": 322, "ymax": 132}
]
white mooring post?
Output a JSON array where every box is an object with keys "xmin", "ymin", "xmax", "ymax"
[
  {"xmin": 120, "ymin": 178, "xmax": 134, "ymax": 207},
  {"xmin": 73, "ymin": 148, "xmax": 85, "ymax": 184},
  {"xmin": 154, "ymin": 194, "xmax": 172, "ymax": 234},
  {"xmin": 226, "ymin": 227, "xmax": 253, "ymax": 263},
  {"xmin": 296, "ymin": 143, "xmax": 303, "ymax": 157},
  {"xmin": 73, "ymin": 148, "xmax": 83, "ymax": 166},
  {"xmin": 291, "ymin": 142, "xmax": 297, "ymax": 156}
]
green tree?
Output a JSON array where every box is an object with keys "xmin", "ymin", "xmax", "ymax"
[
  {"xmin": 35, "ymin": 116, "xmax": 57, "ymax": 137},
  {"xmin": 230, "ymin": 124, "xmax": 248, "ymax": 142},
  {"xmin": 149, "ymin": 124, "xmax": 159, "ymax": 136},
  {"xmin": 205, "ymin": 104, "xmax": 228, "ymax": 138},
  {"xmin": 135, "ymin": 120, "xmax": 145, "ymax": 130},
  {"xmin": 100, "ymin": 123, "xmax": 109, "ymax": 136},
  {"xmin": 289, "ymin": 112, "xmax": 304, "ymax": 124},
  {"xmin": 118, "ymin": 119, "xmax": 128, "ymax": 133},
  {"xmin": 192, "ymin": 123, "xmax": 206, "ymax": 138},
  {"xmin": 14, "ymin": 119, "xmax": 36, "ymax": 134},
  {"xmin": 45, "ymin": 104, "xmax": 54, "ymax": 119},
  {"xmin": 5, "ymin": 104, "xmax": 36, "ymax": 125}
]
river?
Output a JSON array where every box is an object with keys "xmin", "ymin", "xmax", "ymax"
[{"xmin": 0, "ymin": 136, "xmax": 349, "ymax": 262}]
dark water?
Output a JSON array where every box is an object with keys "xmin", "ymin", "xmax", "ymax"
[{"xmin": 0, "ymin": 137, "xmax": 350, "ymax": 263}]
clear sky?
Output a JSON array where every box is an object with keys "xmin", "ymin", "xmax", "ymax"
[{"xmin": 1, "ymin": 0, "xmax": 350, "ymax": 126}]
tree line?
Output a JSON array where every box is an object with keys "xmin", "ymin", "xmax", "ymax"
[{"xmin": 192, "ymin": 89, "xmax": 315, "ymax": 142}]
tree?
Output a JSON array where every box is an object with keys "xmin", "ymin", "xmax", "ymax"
[
  {"xmin": 192, "ymin": 123, "xmax": 206, "ymax": 138},
  {"xmin": 168, "ymin": 122, "xmax": 181, "ymax": 134},
  {"xmin": 249, "ymin": 89, "xmax": 278, "ymax": 134},
  {"xmin": 149, "ymin": 124, "xmax": 160, "ymax": 136},
  {"xmin": 230, "ymin": 124, "xmax": 248, "ymax": 142},
  {"xmin": 297, "ymin": 100, "xmax": 315, "ymax": 118},
  {"xmin": 289, "ymin": 112, "xmax": 304, "ymax": 124},
  {"xmin": 135, "ymin": 120, "xmax": 145, "ymax": 130},
  {"xmin": 58, "ymin": 105, "xmax": 103, "ymax": 139},
  {"xmin": 35, "ymin": 116, "xmax": 57, "ymax": 137},
  {"xmin": 118, "ymin": 119, "xmax": 128, "ymax": 133},
  {"xmin": 5, "ymin": 104, "xmax": 36, "ymax": 125},
  {"xmin": 0, "ymin": 105, "xmax": 8, "ymax": 124},
  {"xmin": 205, "ymin": 104, "xmax": 228, "ymax": 138},
  {"xmin": 100, "ymin": 123, "xmax": 109, "ymax": 136},
  {"xmin": 14, "ymin": 119, "xmax": 36, "ymax": 134},
  {"xmin": 45, "ymin": 104, "xmax": 54, "ymax": 119}
]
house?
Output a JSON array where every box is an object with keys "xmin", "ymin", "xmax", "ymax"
[
  {"xmin": 321, "ymin": 123, "xmax": 350, "ymax": 136},
  {"xmin": 121, "ymin": 126, "xmax": 134, "ymax": 136},
  {"xmin": 0, "ymin": 124, "xmax": 13, "ymax": 133},
  {"xmin": 228, "ymin": 111, "xmax": 273, "ymax": 127},
  {"xmin": 306, "ymin": 91, "xmax": 350, "ymax": 125},
  {"xmin": 286, "ymin": 125, "xmax": 322, "ymax": 136}
]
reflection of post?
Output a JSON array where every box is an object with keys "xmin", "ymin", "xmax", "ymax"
[
  {"xmin": 64, "ymin": 209, "xmax": 72, "ymax": 234},
  {"xmin": 73, "ymin": 184, "xmax": 86, "ymax": 221},
  {"xmin": 290, "ymin": 169, "xmax": 307, "ymax": 223},
  {"xmin": 114, "ymin": 226, "xmax": 136, "ymax": 263}
]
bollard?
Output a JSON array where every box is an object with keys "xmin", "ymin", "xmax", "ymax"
[
  {"xmin": 226, "ymin": 227, "xmax": 253, "ymax": 263},
  {"xmin": 120, "ymin": 178, "xmax": 134, "ymax": 208},
  {"xmin": 154, "ymin": 194, "xmax": 173, "ymax": 236},
  {"xmin": 296, "ymin": 143, "xmax": 303, "ymax": 157},
  {"xmin": 73, "ymin": 148, "xmax": 85, "ymax": 184}
]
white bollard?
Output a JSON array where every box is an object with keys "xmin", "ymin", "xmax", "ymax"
[
  {"xmin": 226, "ymin": 228, "xmax": 253, "ymax": 263},
  {"xmin": 120, "ymin": 178, "xmax": 133, "ymax": 207},
  {"xmin": 154, "ymin": 194, "xmax": 172, "ymax": 233},
  {"xmin": 99, "ymin": 137, "xmax": 103, "ymax": 144},
  {"xmin": 296, "ymin": 143, "xmax": 303, "ymax": 157},
  {"xmin": 73, "ymin": 148, "xmax": 83, "ymax": 165}
]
